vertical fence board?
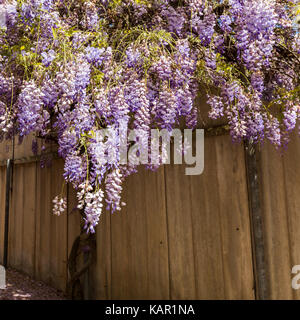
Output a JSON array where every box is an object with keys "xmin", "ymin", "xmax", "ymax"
[
  {"xmin": 0, "ymin": 139, "xmax": 13, "ymax": 266},
  {"xmin": 214, "ymin": 137, "xmax": 255, "ymax": 299},
  {"xmin": 0, "ymin": 167, "xmax": 6, "ymax": 265},
  {"xmin": 90, "ymin": 208, "xmax": 112, "ymax": 300},
  {"xmin": 21, "ymin": 163, "xmax": 37, "ymax": 276},
  {"xmin": 0, "ymin": 139, "xmax": 13, "ymax": 162},
  {"xmin": 35, "ymin": 163, "xmax": 52, "ymax": 284},
  {"xmin": 282, "ymin": 136, "xmax": 300, "ymax": 300},
  {"xmin": 260, "ymin": 132, "xmax": 300, "ymax": 299},
  {"xmin": 14, "ymin": 135, "xmax": 35, "ymax": 159},
  {"xmin": 165, "ymin": 135, "xmax": 255, "ymax": 299},
  {"xmin": 8, "ymin": 165, "xmax": 24, "ymax": 271},
  {"xmin": 260, "ymin": 144, "xmax": 293, "ymax": 299},
  {"xmin": 164, "ymin": 163, "xmax": 198, "ymax": 300},
  {"xmin": 110, "ymin": 167, "xmax": 170, "ymax": 300},
  {"xmin": 50, "ymin": 159, "xmax": 68, "ymax": 292},
  {"xmin": 7, "ymin": 168, "xmax": 16, "ymax": 268}
]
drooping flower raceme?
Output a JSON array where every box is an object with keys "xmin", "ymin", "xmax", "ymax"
[{"xmin": 0, "ymin": 0, "xmax": 299, "ymax": 232}]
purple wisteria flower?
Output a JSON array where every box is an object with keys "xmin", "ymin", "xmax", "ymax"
[
  {"xmin": 0, "ymin": 0, "xmax": 299, "ymax": 232},
  {"xmin": 41, "ymin": 49, "xmax": 56, "ymax": 67}
]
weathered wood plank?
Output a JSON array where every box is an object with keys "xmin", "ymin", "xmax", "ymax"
[
  {"xmin": 110, "ymin": 166, "xmax": 170, "ymax": 300},
  {"xmin": 0, "ymin": 138, "xmax": 13, "ymax": 162},
  {"xmin": 50, "ymin": 159, "xmax": 68, "ymax": 292},
  {"xmin": 0, "ymin": 167, "xmax": 6, "ymax": 265},
  {"xmin": 260, "ymin": 132, "xmax": 300, "ymax": 299},
  {"xmin": 14, "ymin": 135, "xmax": 35, "ymax": 160},
  {"xmin": 281, "ymin": 136, "xmax": 300, "ymax": 300},
  {"xmin": 8, "ymin": 164, "xmax": 24, "ymax": 271},
  {"xmin": 260, "ymin": 144, "xmax": 293, "ymax": 299},
  {"xmin": 13, "ymin": 134, "xmax": 46, "ymax": 160},
  {"xmin": 21, "ymin": 163, "xmax": 37, "ymax": 276},
  {"xmin": 89, "ymin": 207, "xmax": 112, "ymax": 300},
  {"xmin": 164, "ymin": 163, "xmax": 198, "ymax": 300},
  {"xmin": 0, "ymin": 138, "xmax": 13, "ymax": 266},
  {"xmin": 214, "ymin": 137, "xmax": 255, "ymax": 299},
  {"xmin": 164, "ymin": 135, "xmax": 255, "ymax": 299},
  {"xmin": 35, "ymin": 163, "xmax": 52, "ymax": 284}
]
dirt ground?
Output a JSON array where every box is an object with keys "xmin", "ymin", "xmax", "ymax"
[{"xmin": 0, "ymin": 268, "xmax": 67, "ymax": 300}]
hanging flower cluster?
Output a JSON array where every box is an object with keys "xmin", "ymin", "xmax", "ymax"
[{"xmin": 0, "ymin": 0, "xmax": 299, "ymax": 232}]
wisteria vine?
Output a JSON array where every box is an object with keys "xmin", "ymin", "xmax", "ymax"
[{"xmin": 0, "ymin": 0, "xmax": 300, "ymax": 232}]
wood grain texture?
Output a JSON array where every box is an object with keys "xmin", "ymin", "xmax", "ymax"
[
  {"xmin": 7, "ymin": 131, "xmax": 300, "ymax": 300},
  {"xmin": 35, "ymin": 161, "xmax": 52, "ymax": 283},
  {"xmin": 14, "ymin": 135, "xmax": 35, "ymax": 159},
  {"xmin": 49, "ymin": 160, "xmax": 68, "ymax": 291},
  {"xmin": 8, "ymin": 163, "xmax": 42, "ymax": 277},
  {"xmin": 213, "ymin": 137, "xmax": 255, "ymax": 299},
  {"xmin": 34, "ymin": 159, "xmax": 67, "ymax": 291},
  {"xmin": 164, "ymin": 135, "xmax": 255, "ymax": 299},
  {"xmin": 21, "ymin": 163, "xmax": 37, "ymax": 276},
  {"xmin": 0, "ymin": 139, "xmax": 13, "ymax": 162},
  {"xmin": 1, "ymin": 136, "xmax": 256, "ymax": 300},
  {"xmin": 8, "ymin": 164, "xmax": 24, "ymax": 270},
  {"xmin": 0, "ymin": 167, "xmax": 6, "ymax": 265},
  {"xmin": 0, "ymin": 138, "xmax": 13, "ymax": 266},
  {"xmin": 260, "ymin": 132, "xmax": 300, "ymax": 299},
  {"xmin": 282, "ymin": 136, "xmax": 300, "ymax": 300},
  {"xmin": 13, "ymin": 134, "xmax": 48, "ymax": 160},
  {"xmin": 89, "ymin": 207, "xmax": 112, "ymax": 300},
  {"xmin": 110, "ymin": 166, "xmax": 170, "ymax": 300}
]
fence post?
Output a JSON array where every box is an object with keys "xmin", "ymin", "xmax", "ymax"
[{"xmin": 244, "ymin": 141, "xmax": 270, "ymax": 300}]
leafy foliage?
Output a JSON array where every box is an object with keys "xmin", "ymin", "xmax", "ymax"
[{"xmin": 0, "ymin": 0, "xmax": 299, "ymax": 232}]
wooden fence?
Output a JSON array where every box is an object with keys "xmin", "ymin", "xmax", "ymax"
[{"xmin": 1, "ymin": 128, "xmax": 300, "ymax": 299}]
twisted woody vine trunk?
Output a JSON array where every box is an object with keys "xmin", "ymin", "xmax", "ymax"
[{"xmin": 67, "ymin": 209, "xmax": 96, "ymax": 300}]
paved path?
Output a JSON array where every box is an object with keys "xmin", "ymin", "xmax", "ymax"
[{"xmin": 0, "ymin": 268, "xmax": 66, "ymax": 300}]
